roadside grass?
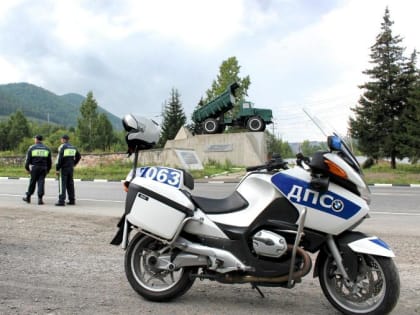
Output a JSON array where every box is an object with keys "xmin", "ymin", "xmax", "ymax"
[
  {"xmin": 1, "ymin": 159, "xmax": 419, "ymax": 184},
  {"xmin": 363, "ymin": 161, "xmax": 420, "ymax": 185},
  {"xmin": 0, "ymin": 159, "xmax": 238, "ymax": 181}
]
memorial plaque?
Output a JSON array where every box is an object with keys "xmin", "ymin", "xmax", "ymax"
[
  {"xmin": 206, "ymin": 144, "xmax": 233, "ymax": 152},
  {"xmin": 175, "ymin": 150, "xmax": 203, "ymax": 170}
]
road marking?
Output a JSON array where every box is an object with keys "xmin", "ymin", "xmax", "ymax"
[
  {"xmin": 371, "ymin": 211, "xmax": 420, "ymax": 216},
  {"xmin": 373, "ymin": 192, "xmax": 418, "ymax": 196},
  {"xmin": 0, "ymin": 194, "xmax": 124, "ymax": 204}
]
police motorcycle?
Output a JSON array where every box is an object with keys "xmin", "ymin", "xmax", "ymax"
[{"xmin": 111, "ymin": 114, "xmax": 400, "ymax": 315}]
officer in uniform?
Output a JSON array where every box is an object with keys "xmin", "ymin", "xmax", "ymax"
[
  {"xmin": 55, "ymin": 134, "xmax": 81, "ymax": 206},
  {"xmin": 23, "ymin": 135, "xmax": 52, "ymax": 205}
]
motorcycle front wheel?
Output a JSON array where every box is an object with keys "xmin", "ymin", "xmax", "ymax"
[
  {"xmin": 318, "ymin": 253, "xmax": 400, "ymax": 315},
  {"xmin": 125, "ymin": 233, "xmax": 197, "ymax": 301}
]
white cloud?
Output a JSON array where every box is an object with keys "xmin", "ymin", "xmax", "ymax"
[
  {"xmin": 0, "ymin": 58, "xmax": 21, "ymax": 83},
  {"xmin": 0, "ymin": 0, "xmax": 23, "ymax": 17},
  {"xmin": 0, "ymin": 0, "xmax": 419, "ymax": 143},
  {"xmin": 49, "ymin": 0, "xmax": 245, "ymax": 50},
  {"xmin": 245, "ymin": 0, "xmax": 420, "ymax": 142}
]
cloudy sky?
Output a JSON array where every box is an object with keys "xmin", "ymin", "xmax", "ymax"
[{"xmin": 0, "ymin": 0, "xmax": 419, "ymax": 142}]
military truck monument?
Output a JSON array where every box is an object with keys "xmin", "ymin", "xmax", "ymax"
[
  {"xmin": 138, "ymin": 83, "xmax": 273, "ymax": 169},
  {"xmin": 192, "ymin": 82, "xmax": 273, "ymax": 134}
]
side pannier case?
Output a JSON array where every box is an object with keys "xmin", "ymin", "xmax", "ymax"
[{"xmin": 125, "ymin": 170, "xmax": 195, "ymax": 240}]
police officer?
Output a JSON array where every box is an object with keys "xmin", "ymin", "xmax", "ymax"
[
  {"xmin": 55, "ymin": 134, "xmax": 81, "ymax": 206},
  {"xmin": 23, "ymin": 135, "xmax": 52, "ymax": 205}
]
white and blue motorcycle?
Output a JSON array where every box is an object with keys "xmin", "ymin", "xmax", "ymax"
[{"xmin": 111, "ymin": 114, "xmax": 400, "ymax": 315}]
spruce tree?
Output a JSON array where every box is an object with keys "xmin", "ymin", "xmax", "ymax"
[
  {"xmin": 77, "ymin": 91, "xmax": 99, "ymax": 152},
  {"xmin": 96, "ymin": 113, "xmax": 114, "ymax": 151},
  {"xmin": 350, "ymin": 8, "xmax": 417, "ymax": 168},
  {"xmin": 400, "ymin": 53, "xmax": 420, "ymax": 162},
  {"xmin": 158, "ymin": 88, "xmax": 186, "ymax": 147}
]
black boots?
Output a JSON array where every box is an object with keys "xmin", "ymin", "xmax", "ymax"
[{"xmin": 23, "ymin": 195, "xmax": 45, "ymax": 205}]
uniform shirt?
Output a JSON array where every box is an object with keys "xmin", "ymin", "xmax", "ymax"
[
  {"xmin": 25, "ymin": 143, "xmax": 52, "ymax": 172},
  {"xmin": 56, "ymin": 142, "xmax": 81, "ymax": 170}
]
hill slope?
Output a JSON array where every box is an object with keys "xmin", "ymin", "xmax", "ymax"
[{"xmin": 0, "ymin": 83, "xmax": 121, "ymax": 130}]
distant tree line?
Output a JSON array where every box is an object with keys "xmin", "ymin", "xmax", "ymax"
[{"xmin": 0, "ymin": 91, "xmax": 126, "ymax": 154}]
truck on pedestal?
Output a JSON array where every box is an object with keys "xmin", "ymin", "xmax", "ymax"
[{"xmin": 192, "ymin": 82, "xmax": 273, "ymax": 134}]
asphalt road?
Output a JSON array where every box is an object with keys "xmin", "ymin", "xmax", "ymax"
[
  {"xmin": 1, "ymin": 178, "xmax": 419, "ymax": 218},
  {"xmin": 1, "ymin": 179, "xmax": 420, "ymax": 314}
]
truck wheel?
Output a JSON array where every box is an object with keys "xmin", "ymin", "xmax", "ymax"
[
  {"xmin": 203, "ymin": 118, "xmax": 219, "ymax": 134},
  {"xmin": 247, "ymin": 116, "xmax": 265, "ymax": 132}
]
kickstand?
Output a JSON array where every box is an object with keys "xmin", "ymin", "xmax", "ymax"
[{"xmin": 251, "ymin": 284, "xmax": 265, "ymax": 298}]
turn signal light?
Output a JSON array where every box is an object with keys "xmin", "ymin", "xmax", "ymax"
[{"xmin": 325, "ymin": 159, "xmax": 347, "ymax": 179}]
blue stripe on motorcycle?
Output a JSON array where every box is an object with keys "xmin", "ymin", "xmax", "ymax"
[
  {"xmin": 271, "ymin": 172, "xmax": 361, "ymax": 220},
  {"xmin": 370, "ymin": 238, "xmax": 391, "ymax": 250}
]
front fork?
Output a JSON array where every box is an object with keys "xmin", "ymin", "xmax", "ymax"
[
  {"xmin": 326, "ymin": 235, "xmax": 350, "ymax": 280},
  {"xmin": 314, "ymin": 232, "xmax": 395, "ymax": 282}
]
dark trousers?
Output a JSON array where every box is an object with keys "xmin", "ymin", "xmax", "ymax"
[
  {"xmin": 58, "ymin": 167, "xmax": 75, "ymax": 203},
  {"xmin": 26, "ymin": 165, "xmax": 47, "ymax": 198}
]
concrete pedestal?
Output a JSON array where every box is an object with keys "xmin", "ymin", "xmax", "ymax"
[{"xmin": 163, "ymin": 127, "xmax": 268, "ymax": 167}]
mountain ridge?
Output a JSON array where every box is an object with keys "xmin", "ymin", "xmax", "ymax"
[{"xmin": 0, "ymin": 82, "xmax": 121, "ymax": 130}]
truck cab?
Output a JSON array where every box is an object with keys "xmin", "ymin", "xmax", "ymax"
[{"xmin": 233, "ymin": 100, "xmax": 273, "ymax": 132}]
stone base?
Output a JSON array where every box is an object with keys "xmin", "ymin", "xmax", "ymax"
[{"xmin": 164, "ymin": 127, "xmax": 268, "ymax": 167}]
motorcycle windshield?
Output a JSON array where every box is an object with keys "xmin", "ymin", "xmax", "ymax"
[{"xmin": 303, "ymin": 108, "xmax": 361, "ymax": 174}]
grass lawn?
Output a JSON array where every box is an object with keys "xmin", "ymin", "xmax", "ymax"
[{"xmin": 1, "ymin": 160, "xmax": 419, "ymax": 184}]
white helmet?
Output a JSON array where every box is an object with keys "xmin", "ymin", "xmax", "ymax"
[{"xmin": 122, "ymin": 114, "xmax": 160, "ymax": 150}]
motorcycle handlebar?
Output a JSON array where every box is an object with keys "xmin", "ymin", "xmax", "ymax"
[
  {"xmin": 246, "ymin": 160, "xmax": 288, "ymax": 172},
  {"xmin": 246, "ymin": 164, "xmax": 266, "ymax": 172}
]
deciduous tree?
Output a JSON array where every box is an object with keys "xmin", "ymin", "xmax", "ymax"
[
  {"xmin": 266, "ymin": 131, "xmax": 293, "ymax": 158},
  {"xmin": 7, "ymin": 110, "xmax": 30, "ymax": 151}
]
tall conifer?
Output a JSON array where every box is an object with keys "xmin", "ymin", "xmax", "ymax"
[
  {"xmin": 350, "ymin": 8, "xmax": 417, "ymax": 168},
  {"xmin": 77, "ymin": 91, "xmax": 99, "ymax": 152},
  {"xmin": 158, "ymin": 88, "xmax": 186, "ymax": 147}
]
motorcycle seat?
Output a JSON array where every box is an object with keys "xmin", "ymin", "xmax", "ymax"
[{"xmin": 191, "ymin": 191, "xmax": 248, "ymax": 214}]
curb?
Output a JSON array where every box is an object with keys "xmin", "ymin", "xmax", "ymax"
[
  {"xmin": 0, "ymin": 177, "xmax": 123, "ymax": 183},
  {"xmin": 1, "ymin": 177, "xmax": 419, "ymax": 187}
]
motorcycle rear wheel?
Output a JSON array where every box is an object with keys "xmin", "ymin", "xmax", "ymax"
[
  {"xmin": 125, "ymin": 233, "xmax": 197, "ymax": 301},
  {"xmin": 318, "ymin": 253, "xmax": 400, "ymax": 315}
]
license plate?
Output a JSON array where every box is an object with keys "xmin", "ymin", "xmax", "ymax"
[{"xmin": 133, "ymin": 166, "xmax": 183, "ymax": 188}]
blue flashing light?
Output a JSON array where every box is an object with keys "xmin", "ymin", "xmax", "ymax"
[{"xmin": 329, "ymin": 136, "xmax": 342, "ymax": 151}]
